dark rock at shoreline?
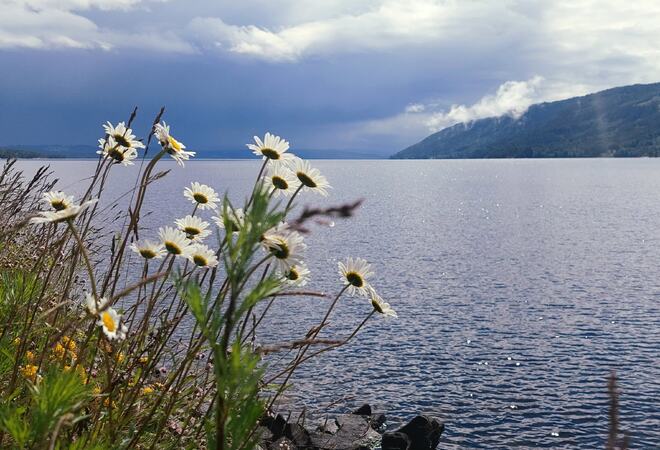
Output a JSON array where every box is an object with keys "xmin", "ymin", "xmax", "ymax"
[
  {"xmin": 383, "ymin": 416, "xmax": 444, "ymax": 450},
  {"xmin": 310, "ymin": 414, "xmax": 381, "ymax": 450},
  {"xmin": 261, "ymin": 405, "xmax": 443, "ymax": 450},
  {"xmin": 381, "ymin": 431, "xmax": 412, "ymax": 450}
]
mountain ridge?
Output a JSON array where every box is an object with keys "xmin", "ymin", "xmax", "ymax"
[{"xmin": 391, "ymin": 82, "xmax": 660, "ymax": 159}]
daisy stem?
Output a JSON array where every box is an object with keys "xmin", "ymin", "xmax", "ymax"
[
  {"xmin": 245, "ymin": 159, "xmax": 268, "ymax": 210},
  {"xmin": 284, "ymin": 184, "xmax": 304, "ymax": 214},
  {"xmin": 66, "ymin": 218, "xmax": 98, "ymax": 301},
  {"xmin": 265, "ymin": 284, "xmax": 349, "ymax": 408}
]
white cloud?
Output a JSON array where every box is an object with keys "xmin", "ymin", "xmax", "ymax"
[
  {"xmin": 349, "ymin": 77, "xmax": 595, "ymax": 148},
  {"xmin": 0, "ymin": 0, "xmax": 192, "ymax": 52},
  {"xmin": 187, "ymin": 1, "xmax": 511, "ymax": 61}
]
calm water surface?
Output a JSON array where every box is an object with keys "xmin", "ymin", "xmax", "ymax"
[{"xmin": 17, "ymin": 158, "xmax": 660, "ymax": 449}]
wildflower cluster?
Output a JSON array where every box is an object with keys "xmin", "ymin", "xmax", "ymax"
[{"xmin": 0, "ymin": 115, "xmax": 397, "ymax": 449}]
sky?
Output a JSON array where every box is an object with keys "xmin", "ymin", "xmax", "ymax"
[{"xmin": 2, "ymin": 0, "xmax": 660, "ymax": 156}]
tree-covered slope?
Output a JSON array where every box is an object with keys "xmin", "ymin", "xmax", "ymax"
[{"xmin": 392, "ymin": 82, "xmax": 660, "ymax": 159}]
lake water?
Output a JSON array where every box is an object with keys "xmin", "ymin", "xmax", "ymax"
[{"xmin": 15, "ymin": 158, "xmax": 660, "ymax": 449}]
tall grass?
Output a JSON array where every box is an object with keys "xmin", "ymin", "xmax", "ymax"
[{"xmin": 0, "ymin": 111, "xmax": 396, "ymax": 449}]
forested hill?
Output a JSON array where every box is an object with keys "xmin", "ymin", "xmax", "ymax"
[{"xmin": 392, "ymin": 82, "xmax": 660, "ymax": 159}]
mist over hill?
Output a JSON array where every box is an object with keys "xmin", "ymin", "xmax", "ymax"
[{"xmin": 392, "ymin": 82, "xmax": 660, "ymax": 159}]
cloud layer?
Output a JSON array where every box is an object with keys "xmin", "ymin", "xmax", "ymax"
[{"xmin": 2, "ymin": 0, "xmax": 660, "ymax": 151}]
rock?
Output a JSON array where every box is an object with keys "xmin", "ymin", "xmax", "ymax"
[
  {"xmin": 269, "ymin": 437, "xmax": 295, "ymax": 450},
  {"xmin": 381, "ymin": 431, "xmax": 412, "ymax": 450},
  {"xmin": 396, "ymin": 416, "xmax": 444, "ymax": 450},
  {"xmin": 255, "ymin": 425, "xmax": 275, "ymax": 444},
  {"xmin": 352, "ymin": 404, "xmax": 372, "ymax": 416},
  {"xmin": 310, "ymin": 414, "xmax": 381, "ymax": 450},
  {"xmin": 351, "ymin": 403, "xmax": 386, "ymax": 431},
  {"xmin": 284, "ymin": 423, "xmax": 312, "ymax": 447},
  {"xmin": 369, "ymin": 413, "xmax": 387, "ymax": 432},
  {"xmin": 317, "ymin": 417, "xmax": 339, "ymax": 434},
  {"xmin": 261, "ymin": 414, "xmax": 287, "ymax": 440}
]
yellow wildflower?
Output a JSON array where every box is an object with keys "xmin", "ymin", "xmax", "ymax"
[
  {"xmin": 61, "ymin": 336, "xmax": 77, "ymax": 352},
  {"xmin": 139, "ymin": 356, "xmax": 148, "ymax": 364},
  {"xmin": 116, "ymin": 352, "xmax": 125, "ymax": 364},
  {"xmin": 12, "ymin": 337, "xmax": 21, "ymax": 346},
  {"xmin": 53, "ymin": 343, "xmax": 66, "ymax": 359},
  {"xmin": 141, "ymin": 386, "xmax": 154, "ymax": 395},
  {"xmin": 25, "ymin": 351, "xmax": 35, "ymax": 362},
  {"xmin": 20, "ymin": 364, "xmax": 38, "ymax": 381}
]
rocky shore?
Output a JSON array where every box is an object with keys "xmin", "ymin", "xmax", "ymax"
[{"xmin": 259, "ymin": 404, "xmax": 444, "ymax": 450}]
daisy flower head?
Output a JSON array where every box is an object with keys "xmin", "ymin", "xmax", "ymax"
[
  {"xmin": 97, "ymin": 136, "xmax": 138, "ymax": 166},
  {"xmin": 262, "ymin": 224, "xmax": 306, "ymax": 271},
  {"xmin": 102, "ymin": 121, "xmax": 145, "ymax": 151},
  {"xmin": 187, "ymin": 243, "xmax": 219, "ymax": 268},
  {"xmin": 291, "ymin": 158, "xmax": 330, "ymax": 196},
  {"xmin": 338, "ymin": 257, "xmax": 374, "ymax": 296},
  {"xmin": 175, "ymin": 215, "xmax": 211, "ymax": 241},
  {"xmin": 97, "ymin": 307, "xmax": 128, "ymax": 341},
  {"xmin": 159, "ymin": 226, "xmax": 192, "ymax": 257},
  {"xmin": 247, "ymin": 132, "xmax": 295, "ymax": 162},
  {"xmin": 281, "ymin": 263, "xmax": 310, "ymax": 287},
  {"xmin": 84, "ymin": 292, "xmax": 110, "ymax": 315},
  {"xmin": 130, "ymin": 240, "xmax": 166, "ymax": 260},
  {"xmin": 31, "ymin": 198, "xmax": 97, "ymax": 224},
  {"xmin": 153, "ymin": 121, "xmax": 195, "ymax": 166},
  {"xmin": 367, "ymin": 287, "xmax": 397, "ymax": 318},
  {"xmin": 183, "ymin": 182, "xmax": 219, "ymax": 210},
  {"xmin": 263, "ymin": 164, "xmax": 300, "ymax": 197},
  {"xmin": 41, "ymin": 191, "xmax": 75, "ymax": 211},
  {"xmin": 213, "ymin": 207, "xmax": 245, "ymax": 234}
]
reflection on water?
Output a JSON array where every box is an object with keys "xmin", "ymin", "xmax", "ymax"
[{"xmin": 16, "ymin": 158, "xmax": 660, "ymax": 449}]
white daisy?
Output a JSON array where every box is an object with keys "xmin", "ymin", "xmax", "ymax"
[
  {"xmin": 154, "ymin": 121, "xmax": 195, "ymax": 166},
  {"xmin": 247, "ymin": 132, "xmax": 295, "ymax": 162},
  {"xmin": 42, "ymin": 191, "xmax": 75, "ymax": 211},
  {"xmin": 281, "ymin": 263, "xmax": 310, "ymax": 287},
  {"xmin": 338, "ymin": 257, "xmax": 374, "ymax": 296},
  {"xmin": 102, "ymin": 121, "xmax": 145, "ymax": 151},
  {"xmin": 97, "ymin": 307, "xmax": 128, "ymax": 341},
  {"xmin": 31, "ymin": 199, "xmax": 97, "ymax": 224},
  {"xmin": 158, "ymin": 226, "xmax": 192, "ymax": 257},
  {"xmin": 291, "ymin": 159, "xmax": 331, "ymax": 196},
  {"xmin": 212, "ymin": 207, "xmax": 245, "ymax": 233},
  {"xmin": 262, "ymin": 225, "xmax": 306, "ymax": 271},
  {"xmin": 263, "ymin": 164, "xmax": 300, "ymax": 197},
  {"xmin": 183, "ymin": 182, "xmax": 219, "ymax": 210},
  {"xmin": 130, "ymin": 240, "xmax": 166, "ymax": 260},
  {"xmin": 175, "ymin": 215, "xmax": 211, "ymax": 241},
  {"xmin": 187, "ymin": 244, "xmax": 219, "ymax": 268},
  {"xmin": 84, "ymin": 292, "xmax": 110, "ymax": 315},
  {"xmin": 97, "ymin": 136, "xmax": 139, "ymax": 166},
  {"xmin": 367, "ymin": 287, "xmax": 397, "ymax": 318}
]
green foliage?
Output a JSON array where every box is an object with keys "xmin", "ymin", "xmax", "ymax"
[{"xmin": 0, "ymin": 368, "xmax": 91, "ymax": 448}]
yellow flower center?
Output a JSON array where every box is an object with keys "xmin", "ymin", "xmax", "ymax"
[
  {"xmin": 165, "ymin": 241, "xmax": 181, "ymax": 255},
  {"xmin": 286, "ymin": 268, "xmax": 299, "ymax": 281},
  {"xmin": 371, "ymin": 299, "xmax": 384, "ymax": 313},
  {"xmin": 193, "ymin": 255, "xmax": 208, "ymax": 267},
  {"xmin": 102, "ymin": 311, "xmax": 117, "ymax": 333},
  {"xmin": 345, "ymin": 272, "xmax": 364, "ymax": 287},
  {"xmin": 113, "ymin": 133, "xmax": 131, "ymax": 147},
  {"xmin": 193, "ymin": 193, "xmax": 208, "ymax": 204},
  {"xmin": 51, "ymin": 200, "xmax": 67, "ymax": 211},
  {"xmin": 140, "ymin": 248, "xmax": 157, "ymax": 259},
  {"xmin": 270, "ymin": 239, "xmax": 290, "ymax": 259},
  {"xmin": 108, "ymin": 146, "xmax": 125, "ymax": 162},
  {"xmin": 297, "ymin": 172, "xmax": 317, "ymax": 188},
  {"xmin": 272, "ymin": 176, "xmax": 288, "ymax": 190},
  {"xmin": 184, "ymin": 226, "xmax": 201, "ymax": 236},
  {"xmin": 167, "ymin": 135, "xmax": 183, "ymax": 152},
  {"xmin": 261, "ymin": 148, "xmax": 280, "ymax": 159}
]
